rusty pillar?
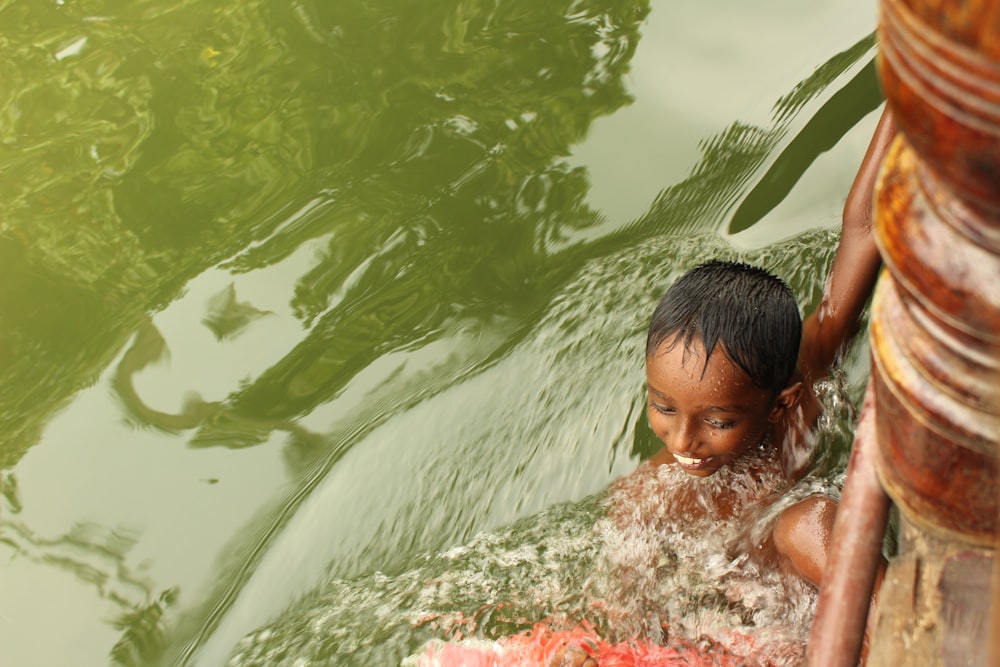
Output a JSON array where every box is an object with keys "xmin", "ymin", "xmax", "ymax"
[{"xmin": 811, "ymin": 0, "xmax": 1000, "ymax": 665}]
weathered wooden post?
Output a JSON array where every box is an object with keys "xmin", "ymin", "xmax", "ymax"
[{"xmin": 809, "ymin": 0, "xmax": 1000, "ymax": 665}]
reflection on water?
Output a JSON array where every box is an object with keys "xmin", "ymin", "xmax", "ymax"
[
  {"xmin": 1, "ymin": 0, "xmax": 647, "ymax": 464},
  {"xmin": 0, "ymin": 515, "xmax": 178, "ymax": 665},
  {"xmin": 0, "ymin": 0, "xmax": 881, "ymax": 665}
]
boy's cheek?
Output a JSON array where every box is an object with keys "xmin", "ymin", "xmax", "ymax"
[
  {"xmin": 645, "ymin": 407, "xmax": 660, "ymax": 433},
  {"xmin": 647, "ymin": 416, "xmax": 669, "ymax": 443}
]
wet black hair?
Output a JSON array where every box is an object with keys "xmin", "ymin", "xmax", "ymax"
[{"xmin": 646, "ymin": 260, "xmax": 802, "ymax": 394}]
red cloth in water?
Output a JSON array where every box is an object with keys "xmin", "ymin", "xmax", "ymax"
[{"xmin": 416, "ymin": 623, "xmax": 750, "ymax": 666}]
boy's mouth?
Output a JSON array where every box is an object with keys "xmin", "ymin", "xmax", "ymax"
[{"xmin": 673, "ymin": 453, "xmax": 713, "ymax": 471}]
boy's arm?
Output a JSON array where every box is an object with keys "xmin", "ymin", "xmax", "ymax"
[
  {"xmin": 798, "ymin": 106, "xmax": 897, "ymax": 388},
  {"xmin": 773, "ymin": 495, "xmax": 887, "ymax": 658},
  {"xmin": 773, "ymin": 495, "xmax": 838, "ymax": 586},
  {"xmin": 772, "ymin": 495, "xmax": 887, "ymax": 588}
]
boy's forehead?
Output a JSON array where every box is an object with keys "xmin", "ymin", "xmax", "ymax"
[
  {"xmin": 646, "ymin": 337, "xmax": 760, "ymax": 397},
  {"xmin": 646, "ymin": 336, "xmax": 729, "ymax": 374}
]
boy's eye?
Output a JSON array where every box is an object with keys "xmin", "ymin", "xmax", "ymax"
[
  {"xmin": 707, "ymin": 419, "xmax": 735, "ymax": 429},
  {"xmin": 650, "ymin": 402, "xmax": 674, "ymax": 415}
]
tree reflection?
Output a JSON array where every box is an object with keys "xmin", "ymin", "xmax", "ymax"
[
  {"xmin": 0, "ymin": 1, "xmax": 881, "ymax": 469},
  {"xmin": 217, "ymin": 0, "xmax": 648, "ymax": 422},
  {"xmin": 0, "ymin": 517, "xmax": 178, "ymax": 666},
  {"xmin": 110, "ymin": 587, "xmax": 180, "ymax": 667},
  {"xmin": 1, "ymin": 0, "xmax": 648, "ymax": 465}
]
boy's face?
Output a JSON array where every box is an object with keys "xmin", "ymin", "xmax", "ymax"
[{"xmin": 645, "ymin": 336, "xmax": 782, "ymax": 477}]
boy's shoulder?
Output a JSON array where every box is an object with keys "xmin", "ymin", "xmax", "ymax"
[{"xmin": 772, "ymin": 494, "xmax": 838, "ymax": 586}]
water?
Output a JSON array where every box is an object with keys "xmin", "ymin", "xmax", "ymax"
[
  {"xmin": 213, "ymin": 235, "xmax": 860, "ymax": 667},
  {"xmin": 0, "ymin": 1, "xmax": 881, "ymax": 665}
]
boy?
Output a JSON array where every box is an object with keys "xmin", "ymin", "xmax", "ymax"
[
  {"xmin": 553, "ymin": 108, "xmax": 895, "ymax": 666},
  {"xmin": 646, "ymin": 107, "xmax": 894, "ymax": 587}
]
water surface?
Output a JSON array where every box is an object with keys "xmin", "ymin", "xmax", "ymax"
[{"xmin": 0, "ymin": 1, "xmax": 881, "ymax": 665}]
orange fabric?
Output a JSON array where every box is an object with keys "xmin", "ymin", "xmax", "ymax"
[{"xmin": 416, "ymin": 623, "xmax": 752, "ymax": 666}]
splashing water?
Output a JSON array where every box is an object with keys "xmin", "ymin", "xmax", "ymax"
[
  {"xmin": 402, "ymin": 373, "xmax": 857, "ymax": 667},
  {"xmin": 179, "ymin": 228, "xmax": 840, "ymax": 666},
  {"xmin": 219, "ymin": 229, "xmax": 861, "ymax": 667},
  {"xmin": 584, "ymin": 440, "xmax": 834, "ymax": 664}
]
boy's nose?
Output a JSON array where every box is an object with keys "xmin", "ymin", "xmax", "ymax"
[{"xmin": 669, "ymin": 420, "xmax": 698, "ymax": 454}]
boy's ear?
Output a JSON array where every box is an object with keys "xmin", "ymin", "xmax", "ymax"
[{"xmin": 768, "ymin": 382, "xmax": 804, "ymax": 422}]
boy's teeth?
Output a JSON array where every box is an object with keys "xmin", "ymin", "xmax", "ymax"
[{"xmin": 675, "ymin": 454, "xmax": 701, "ymax": 464}]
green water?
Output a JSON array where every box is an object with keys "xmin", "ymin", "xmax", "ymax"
[{"xmin": 0, "ymin": 1, "xmax": 883, "ymax": 665}]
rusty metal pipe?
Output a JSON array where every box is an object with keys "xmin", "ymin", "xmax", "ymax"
[{"xmin": 807, "ymin": 382, "xmax": 889, "ymax": 666}]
